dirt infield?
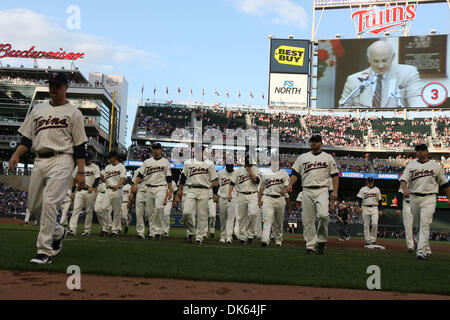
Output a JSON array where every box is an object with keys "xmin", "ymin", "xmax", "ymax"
[{"xmin": 1, "ymin": 270, "xmax": 449, "ymax": 300}]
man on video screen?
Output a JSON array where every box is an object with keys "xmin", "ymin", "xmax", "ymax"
[{"xmin": 339, "ymin": 40, "xmax": 425, "ymax": 108}]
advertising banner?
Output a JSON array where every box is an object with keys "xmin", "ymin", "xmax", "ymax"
[
  {"xmin": 268, "ymin": 73, "xmax": 308, "ymax": 107},
  {"xmin": 270, "ymin": 39, "xmax": 310, "ymax": 74}
]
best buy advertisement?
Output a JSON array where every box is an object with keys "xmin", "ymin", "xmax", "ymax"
[{"xmin": 270, "ymin": 39, "xmax": 310, "ymax": 74}]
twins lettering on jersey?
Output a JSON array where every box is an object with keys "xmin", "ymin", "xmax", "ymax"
[
  {"xmin": 363, "ymin": 192, "xmax": 378, "ymax": 199},
  {"xmin": 265, "ymin": 178, "xmax": 285, "ymax": 188},
  {"xmin": 220, "ymin": 177, "xmax": 232, "ymax": 186},
  {"xmin": 34, "ymin": 116, "xmax": 68, "ymax": 135},
  {"xmin": 303, "ymin": 161, "xmax": 328, "ymax": 174},
  {"xmin": 188, "ymin": 167, "xmax": 209, "ymax": 177},
  {"xmin": 145, "ymin": 166, "xmax": 165, "ymax": 175},
  {"xmin": 106, "ymin": 171, "xmax": 122, "ymax": 179},
  {"xmin": 237, "ymin": 175, "xmax": 251, "ymax": 184},
  {"xmin": 410, "ymin": 169, "xmax": 434, "ymax": 181},
  {"xmin": 85, "ymin": 170, "xmax": 95, "ymax": 177}
]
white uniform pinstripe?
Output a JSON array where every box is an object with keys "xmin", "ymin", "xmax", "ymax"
[
  {"xmin": 103, "ymin": 163, "xmax": 127, "ymax": 235},
  {"xmin": 95, "ymin": 170, "xmax": 112, "ymax": 233},
  {"xmin": 18, "ymin": 101, "xmax": 88, "ymax": 256}
]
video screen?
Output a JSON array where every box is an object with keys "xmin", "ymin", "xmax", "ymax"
[{"xmin": 316, "ymin": 34, "xmax": 449, "ymax": 109}]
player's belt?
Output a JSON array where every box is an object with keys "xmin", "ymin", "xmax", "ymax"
[
  {"xmin": 363, "ymin": 205, "xmax": 376, "ymax": 207},
  {"xmin": 99, "ymin": 191, "xmax": 105, "ymax": 194},
  {"xmin": 107, "ymin": 186, "xmax": 122, "ymax": 190},
  {"xmin": 191, "ymin": 186, "xmax": 209, "ymax": 189},
  {"xmin": 36, "ymin": 151, "xmax": 69, "ymax": 158},
  {"xmin": 78, "ymin": 185, "xmax": 92, "ymax": 191},
  {"xmin": 303, "ymin": 186, "xmax": 326, "ymax": 189},
  {"xmin": 266, "ymin": 195, "xmax": 282, "ymax": 198},
  {"xmin": 240, "ymin": 191, "xmax": 257, "ymax": 195},
  {"xmin": 412, "ymin": 193, "xmax": 435, "ymax": 197},
  {"xmin": 146, "ymin": 184, "xmax": 166, "ymax": 187}
]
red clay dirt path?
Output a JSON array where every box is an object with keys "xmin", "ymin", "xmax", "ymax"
[{"xmin": 1, "ymin": 217, "xmax": 449, "ymax": 300}]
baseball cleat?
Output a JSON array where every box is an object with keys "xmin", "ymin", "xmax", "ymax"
[
  {"xmin": 261, "ymin": 242, "xmax": 268, "ymax": 247},
  {"xmin": 304, "ymin": 249, "xmax": 314, "ymax": 255},
  {"xmin": 317, "ymin": 242, "xmax": 325, "ymax": 254},
  {"xmin": 407, "ymin": 248, "xmax": 414, "ymax": 254},
  {"xmin": 30, "ymin": 254, "xmax": 52, "ymax": 264},
  {"xmin": 417, "ymin": 253, "xmax": 428, "ymax": 260},
  {"xmin": 275, "ymin": 242, "xmax": 282, "ymax": 247},
  {"xmin": 187, "ymin": 235, "xmax": 194, "ymax": 243},
  {"xmin": 239, "ymin": 240, "xmax": 246, "ymax": 245},
  {"xmin": 202, "ymin": 236, "xmax": 207, "ymax": 241},
  {"xmin": 338, "ymin": 238, "xmax": 345, "ymax": 241},
  {"xmin": 137, "ymin": 235, "xmax": 145, "ymax": 240},
  {"xmin": 219, "ymin": 238, "xmax": 226, "ymax": 243},
  {"xmin": 51, "ymin": 228, "xmax": 67, "ymax": 257},
  {"xmin": 99, "ymin": 231, "xmax": 107, "ymax": 237},
  {"xmin": 194, "ymin": 240, "xmax": 202, "ymax": 246},
  {"xmin": 67, "ymin": 230, "xmax": 75, "ymax": 236},
  {"xmin": 226, "ymin": 240, "xmax": 232, "ymax": 244},
  {"xmin": 346, "ymin": 237, "xmax": 351, "ymax": 240},
  {"xmin": 232, "ymin": 234, "xmax": 238, "ymax": 240},
  {"xmin": 154, "ymin": 234, "xmax": 161, "ymax": 240},
  {"xmin": 210, "ymin": 233, "xmax": 215, "ymax": 239},
  {"xmin": 21, "ymin": 222, "xmax": 29, "ymax": 226},
  {"xmin": 164, "ymin": 232, "xmax": 169, "ymax": 238},
  {"xmin": 124, "ymin": 226, "xmax": 129, "ymax": 234},
  {"xmin": 111, "ymin": 233, "xmax": 118, "ymax": 238},
  {"xmin": 247, "ymin": 238, "xmax": 253, "ymax": 245},
  {"xmin": 81, "ymin": 232, "xmax": 91, "ymax": 237}
]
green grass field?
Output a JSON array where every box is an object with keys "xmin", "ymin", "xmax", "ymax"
[{"xmin": 1, "ymin": 223, "xmax": 450, "ymax": 296}]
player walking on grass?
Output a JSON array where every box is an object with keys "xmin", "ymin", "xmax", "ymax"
[
  {"xmin": 175, "ymin": 146, "xmax": 218, "ymax": 245},
  {"xmin": 400, "ymin": 144, "xmax": 450, "ymax": 260},
  {"xmin": 121, "ymin": 179, "xmax": 132, "ymax": 234},
  {"xmin": 208, "ymin": 188, "xmax": 217, "ymax": 239},
  {"xmin": 229, "ymin": 156, "xmax": 261, "ymax": 245},
  {"xmin": 95, "ymin": 168, "xmax": 113, "ymax": 236},
  {"xmin": 9, "ymin": 72, "xmax": 88, "ymax": 264},
  {"xmin": 162, "ymin": 181, "xmax": 178, "ymax": 237},
  {"xmin": 397, "ymin": 184, "xmax": 415, "ymax": 253},
  {"xmin": 134, "ymin": 143, "xmax": 172, "ymax": 240},
  {"xmin": 130, "ymin": 165, "xmax": 149, "ymax": 239},
  {"xmin": 258, "ymin": 160, "xmax": 290, "ymax": 247},
  {"xmin": 68, "ymin": 152, "xmax": 100, "ymax": 236},
  {"xmin": 357, "ymin": 177, "xmax": 383, "ymax": 247},
  {"xmin": 288, "ymin": 135, "xmax": 339, "ymax": 255},
  {"xmin": 217, "ymin": 164, "xmax": 238, "ymax": 244},
  {"xmin": 103, "ymin": 150, "xmax": 127, "ymax": 238}
]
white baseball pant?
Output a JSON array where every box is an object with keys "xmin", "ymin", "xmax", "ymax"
[
  {"xmin": 208, "ymin": 198, "xmax": 217, "ymax": 235},
  {"xmin": 163, "ymin": 199, "xmax": 173, "ymax": 235},
  {"xmin": 362, "ymin": 206, "xmax": 379, "ymax": 243},
  {"xmin": 402, "ymin": 198, "xmax": 415, "ymax": 250},
  {"xmin": 218, "ymin": 197, "xmax": 237, "ymax": 242},
  {"xmin": 410, "ymin": 194, "xmax": 436, "ymax": 257},
  {"xmin": 121, "ymin": 201, "xmax": 129, "ymax": 228},
  {"xmin": 262, "ymin": 196, "xmax": 285, "ymax": 245},
  {"xmin": 254, "ymin": 206, "xmax": 263, "ymax": 239},
  {"xmin": 24, "ymin": 208, "xmax": 31, "ymax": 223},
  {"xmin": 94, "ymin": 191, "xmax": 112, "ymax": 233},
  {"xmin": 69, "ymin": 190, "xmax": 96, "ymax": 234},
  {"xmin": 301, "ymin": 187, "xmax": 329, "ymax": 251},
  {"xmin": 146, "ymin": 186, "xmax": 167, "ymax": 237},
  {"xmin": 237, "ymin": 193, "xmax": 259, "ymax": 241},
  {"xmin": 183, "ymin": 188, "xmax": 209, "ymax": 242},
  {"xmin": 103, "ymin": 189, "xmax": 122, "ymax": 235},
  {"xmin": 27, "ymin": 154, "xmax": 74, "ymax": 256},
  {"xmin": 136, "ymin": 190, "xmax": 150, "ymax": 237},
  {"xmin": 59, "ymin": 201, "xmax": 71, "ymax": 225}
]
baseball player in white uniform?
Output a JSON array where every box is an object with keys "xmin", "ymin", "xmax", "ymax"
[
  {"xmin": 68, "ymin": 152, "xmax": 100, "ymax": 236},
  {"xmin": 22, "ymin": 209, "xmax": 39, "ymax": 226},
  {"xmin": 357, "ymin": 177, "xmax": 383, "ymax": 247},
  {"xmin": 174, "ymin": 174, "xmax": 192, "ymax": 239},
  {"xmin": 121, "ymin": 180, "xmax": 132, "ymax": 234},
  {"xmin": 258, "ymin": 161, "xmax": 290, "ymax": 247},
  {"xmin": 288, "ymin": 135, "xmax": 339, "ymax": 255},
  {"xmin": 400, "ymin": 144, "xmax": 450, "ymax": 260},
  {"xmin": 103, "ymin": 150, "xmax": 127, "ymax": 238},
  {"xmin": 175, "ymin": 148, "xmax": 218, "ymax": 245},
  {"xmin": 134, "ymin": 143, "xmax": 172, "ymax": 240},
  {"xmin": 229, "ymin": 156, "xmax": 261, "ymax": 245},
  {"xmin": 95, "ymin": 168, "xmax": 113, "ymax": 236},
  {"xmin": 130, "ymin": 166, "xmax": 148, "ymax": 239},
  {"xmin": 163, "ymin": 181, "xmax": 178, "ymax": 237},
  {"xmin": 397, "ymin": 184, "xmax": 415, "ymax": 253},
  {"xmin": 59, "ymin": 189, "xmax": 73, "ymax": 227},
  {"xmin": 208, "ymin": 189, "xmax": 218, "ymax": 239},
  {"xmin": 9, "ymin": 71, "xmax": 88, "ymax": 264},
  {"xmin": 217, "ymin": 164, "xmax": 238, "ymax": 243}
]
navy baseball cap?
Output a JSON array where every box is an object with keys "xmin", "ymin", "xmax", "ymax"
[
  {"xmin": 367, "ymin": 177, "xmax": 374, "ymax": 182},
  {"xmin": 309, "ymin": 135, "xmax": 323, "ymax": 143},
  {"xmin": 46, "ymin": 72, "xmax": 68, "ymax": 86},
  {"xmin": 108, "ymin": 149, "xmax": 119, "ymax": 159},
  {"xmin": 151, "ymin": 143, "xmax": 162, "ymax": 149},
  {"xmin": 415, "ymin": 144, "xmax": 428, "ymax": 151}
]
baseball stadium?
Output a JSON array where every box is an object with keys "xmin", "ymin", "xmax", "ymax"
[{"xmin": 1, "ymin": 0, "xmax": 450, "ymax": 303}]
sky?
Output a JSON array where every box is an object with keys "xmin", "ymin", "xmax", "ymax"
[{"xmin": 0, "ymin": 0, "xmax": 449, "ymax": 147}]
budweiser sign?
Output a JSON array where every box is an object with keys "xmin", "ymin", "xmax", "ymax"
[
  {"xmin": 0, "ymin": 43, "xmax": 85, "ymax": 60},
  {"xmin": 351, "ymin": 4, "xmax": 417, "ymax": 35}
]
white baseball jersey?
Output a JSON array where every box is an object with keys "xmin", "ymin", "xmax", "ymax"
[
  {"xmin": 357, "ymin": 186, "xmax": 382, "ymax": 206},
  {"xmin": 400, "ymin": 159, "xmax": 449, "ymax": 194},
  {"xmin": 122, "ymin": 184, "xmax": 132, "ymax": 202},
  {"xmin": 72, "ymin": 163, "xmax": 100, "ymax": 188},
  {"xmin": 182, "ymin": 159, "xmax": 218, "ymax": 188},
  {"xmin": 291, "ymin": 151, "xmax": 339, "ymax": 187},
  {"xmin": 98, "ymin": 170, "xmax": 107, "ymax": 193},
  {"xmin": 217, "ymin": 169, "xmax": 237, "ymax": 198},
  {"xmin": 139, "ymin": 157, "xmax": 172, "ymax": 187},
  {"xmin": 104, "ymin": 163, "xmax": 127, "ymax": 188},
  {"xmin": 132, "ymin": 166, "xmax": 147, "ymax": 191},
  {"xmin": 260, "ymin": 169, "xmax": 290, "ymax": 196},
  {"xmin": 18, "ymin": 101, "xmax": 88, "ymax": 154},
  {"xmin": 296, "ymin": 191, "xmax": 303, "ymax": 202},
  {"xmin": 231, "ymin": 167, "xmax": 261, "ymax": 193},
  {"xmin": 169, "ymin": 181, "xmax": 178, "ymax": 198}
]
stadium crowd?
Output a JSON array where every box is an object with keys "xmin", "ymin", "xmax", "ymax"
[{"xmin": 0, "ymin": 183, "xmax": 28, "ymax": 216}]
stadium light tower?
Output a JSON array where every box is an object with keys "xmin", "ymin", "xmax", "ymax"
[
  {"xmin": 268, "ymin": 34, "xmax": 274, "ymax": 39},
  {"xmin": 288, "ymin": 35, "xmax": 294, "ymax": 39},
  {"xmin": 335, "ymin": 33, "xmax": 341, "ymax": 38},
  {"xmin": 430, "ymin": 29, "xmax": 437, "ymax": 34}
]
